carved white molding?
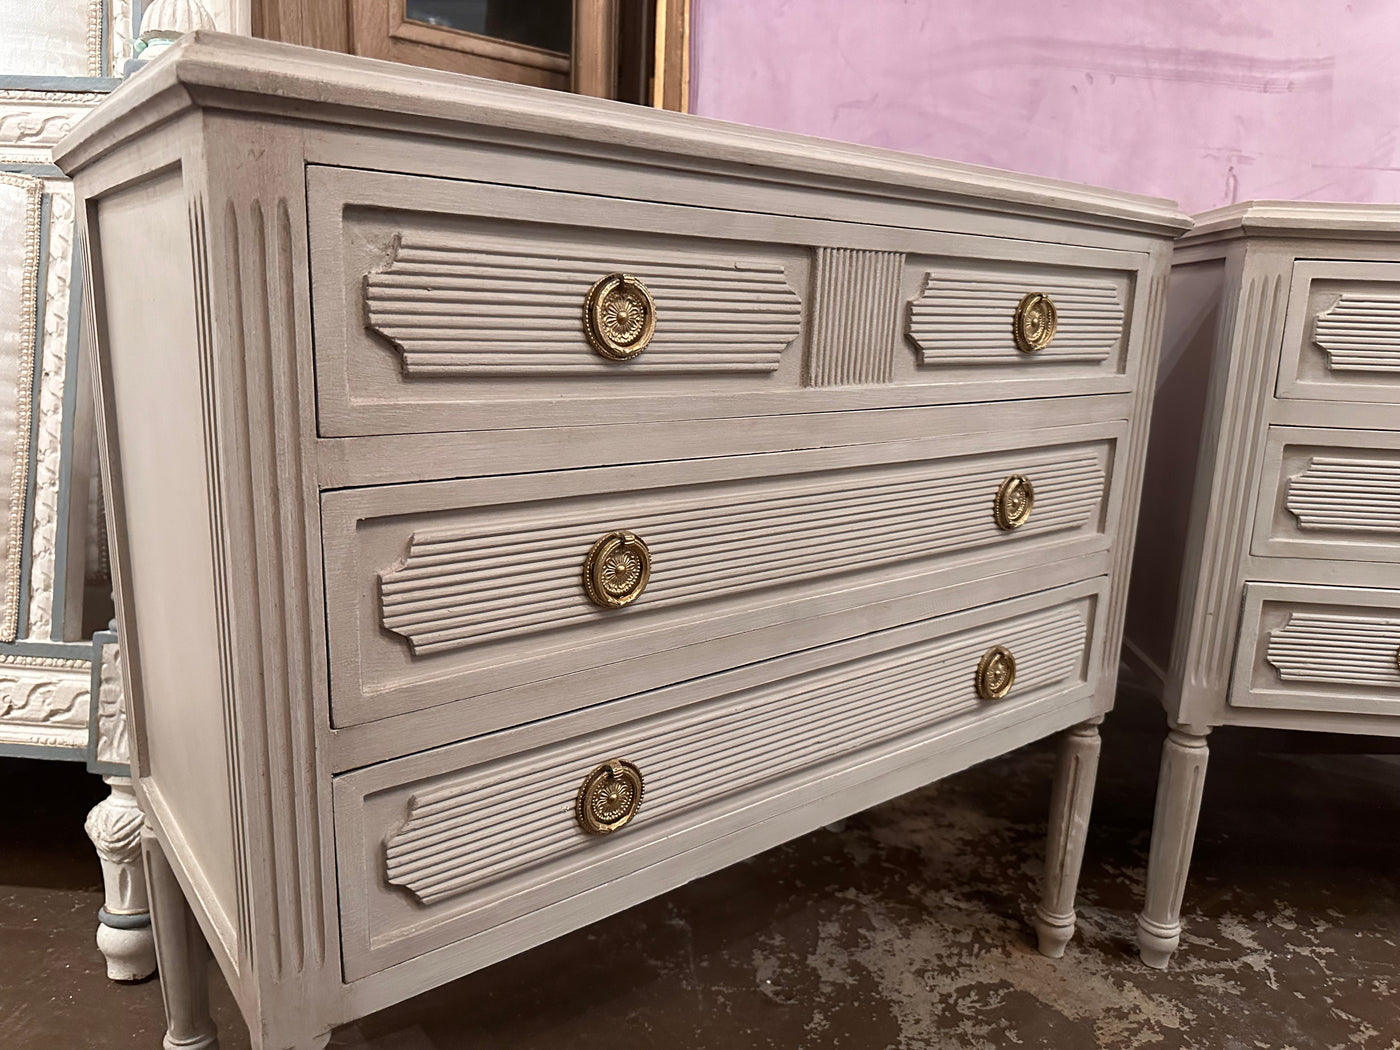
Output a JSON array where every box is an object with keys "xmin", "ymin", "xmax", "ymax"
[
  {"xmin": 86, "ymin": 776, "xmax": 156, "ymax": 981},
  {"xmin": 26, "ymin": 181, "xmax": 77, "ymax": 641},
  {"xmin": 0, "ymin": 93, "xmax": 105, "ymax": 166},
  {"xmin": 93, "ymin": 635, "xmax": 129, "ymax": 766},
  {"xmin": 1285, "ymin": 455, "xmax": 1400, "ymax": 534},
  {"xmin": 1313, "ymin": 294, "xmax": 1400, "ymax": 373},
  {"xmin": 0, "ymin": 652, "xmax": 93, "ymax": 748},
  {"xmin": 110, "ymin": 0, "xmax": 137, "ymax": 74},
  {"xmin": 0, "ymin": 173, "xmax": 41, "ymax": 643}
]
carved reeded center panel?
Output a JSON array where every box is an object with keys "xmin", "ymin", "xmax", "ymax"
[
  {"xmin": 575, "ymin": 759, "xmax": 644, "ymax": 834},
  {"xmin": 1013, "ymin": 292, "xmax": 1059, "ymax": 353},
  {"xmin": 994, "ymin": 474, "xmax": 1035, "ymax": 531},
  {"xmin": 976, "ymin": 645, "xmax": 1017, "ymax": 701},
  {"xmin": 582, "ymin": 531, "xmax": 652, "ymax": 608},
  {"xmin": 584, "ymin": 273, "xmax": 656, "ymax": 360}
]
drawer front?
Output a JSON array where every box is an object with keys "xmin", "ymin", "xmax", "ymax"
[
  {"xmin": 322, "ymin": 422, "xmax": 1122, "ymax": 729},
  {"xmin": 1276, "ymin": 260, "xmax": 1400, "ymax": 405},
  {"xmin": 309, "ymin": 166, "xmax": 1147, "ymax": 437},
  {"xmin": 334, "ymin": 577, "xmax": 1106, "ymax": 980},
  {"xmin": 1232, "ymin": 583, "xmax": 1400, "ymax": 717},
  {"xmin": 1252, "ymin": 426, "xmax": 1400, "ymax": 564}
]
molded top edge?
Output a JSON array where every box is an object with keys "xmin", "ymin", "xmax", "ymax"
[
  {"xmin": 54, "ymin": 31, "xmax": 1191, "ymax": 236},
  {"xmin": 1187, "ymin": 200, "xmax": 1400, "ymax": 242}
]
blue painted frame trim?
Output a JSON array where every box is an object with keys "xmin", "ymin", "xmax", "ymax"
[
  {"xmin": 0, "ymin": 75, "xmax": 122, "ymax": 92},
  {"xmin": 0, "ymin": 164, "xmax": 65, "ymax": 177},
  {"xmin": 49, "ymin": 232, "xmax": 86, "ymax": 641},
  {"xmin": 0, "ymin": 637, "xmax": 94, "ymax": 660},
  {"xmin": 0, "ymin": 739, "xmax": 85, "ymax": 760}
]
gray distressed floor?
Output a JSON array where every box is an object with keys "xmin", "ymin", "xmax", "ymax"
[{"xmin": 4, "ymin": 691, "xmax": 1400, "ymax": 1050}]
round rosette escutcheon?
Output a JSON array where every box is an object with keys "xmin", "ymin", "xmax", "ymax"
[
  {"xmin": 575, "ymin": 759, "xmax": 645, "ymax": 835},
  {"xmin": 1013, "ymin": 292, "xmax": 1058, "ymax": 353},
  {"xmin": 582, "ymin": 530, "xmax": 652, "ymax": 608},
  {"xmin": 584, "ymin": 272, "xmax": 657, "ymax": 360}
]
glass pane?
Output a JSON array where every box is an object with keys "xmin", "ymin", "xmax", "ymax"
[{"xmin": 404, "ymin": 0, "xmax": 573, "ymax": 55}]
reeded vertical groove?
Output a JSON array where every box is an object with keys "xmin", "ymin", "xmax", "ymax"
[
  {"xmin": 1285, "ymin": 456, "xmax": 1400, "ymax": 533},
  {"xmin": 1188, "ymin": 272, "xmax": 1284, "ymax": 688},
  {"xmin": 1313, "ymin": 294, "xmax": 1400, "ymax": 371},
  {"xmin": 193, "ymin": 195, "xmax": 253, "ymax": 966},
  {"xmin": 804, "ymin": 248, "xmax": 903, "ymax": 387}
]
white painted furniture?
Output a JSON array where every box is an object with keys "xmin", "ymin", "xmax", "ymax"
[
  {"xmin": 0, "ymin": 0, "xmax": 160, "ymax": 981},
  {"xmin": 58, "ymin": 33, "xmax": 1188, "ymax": 1049},
  {"xmin": 1126, "ymin": 202, "xmax": 1400, "ymax": 969}
]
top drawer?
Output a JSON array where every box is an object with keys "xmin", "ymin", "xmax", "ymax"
[
  {"xmin": 308, "ymin": 166, "xmax": 1147, "ymax": 437},
  {"xmin": 1277, "ymin": 260, "xmax": 1400, "ymax": 405}
]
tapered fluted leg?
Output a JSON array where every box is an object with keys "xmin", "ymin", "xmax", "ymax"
[
  {"xmin": 1136, "ymin": 727, "xmax": 1211, "ymax": 969},
  {"xmin": 1032, "ymin": 717, "xmax": 1103, "ymax": 958},
  {"xmin": 143, "ymin": 830, "xmax": 219, "ymax": 1050}
]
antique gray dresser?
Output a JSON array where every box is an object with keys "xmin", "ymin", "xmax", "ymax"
[
  {"xmin": 57, "ymin": 32, "xmax": 1188, "ymax": 1049},
  {"xmin": 1127, "ymin": 201, "xmax": 1400, "ymax": 969}
]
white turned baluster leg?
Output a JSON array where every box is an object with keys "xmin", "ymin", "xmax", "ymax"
[
  {"xmin": 143, "ymin": 830, "xmax": 219, "ymax": 1050},
  {"xmin": 85, "ymin": 776, "xmax": 157, "ymax": 980},
  {"xmin": 1136, "ymin": 726, "xmax": 1211, "ymax": 969},
  {"xmin": 1032, "ymin": 717, "xmax": 1103, "ymax": 958}
]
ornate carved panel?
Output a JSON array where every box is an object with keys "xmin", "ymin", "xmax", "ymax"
[
  {"xmin": 0, "ymin": 91, "xmax": 107, "ymax": 165},
  {"xmin": 907, "ymin": 272, "xmax": 1125, "ymax": 366},
  {"xmin": 0, "ymin": 652, "xmax": 93, "ymax": 749},
  {"xmin": 1313, "ymin": 294, "xmax": 1400, "ymax": 373},
  {"xmin": 1285, "ymin": 456, "xmax": 1400, "ymax": 534},
  {"xmin": 364, "ymin": 236, "xmax": 803, "ymax": 376}
]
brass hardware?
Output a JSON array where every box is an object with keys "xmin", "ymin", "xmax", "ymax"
[
  {"xmin": 976, "ymin": 645, "xmax": 1017, "ymax": 701},
  {"xmin": 582, "ymin": 531, "xmax": 652, "ymax": 608},
  {"xmin": 1013, "ymin": 292, "xmax": 1058, "ymax": 353},
  {"xmin": 584, "ymin": 273, "xmax": 657, "ymax": 360},
  {"xmin": 575, "ymin": 759, "xmax": 644, "ymax": 834},
  {"xmin": 994, "ymin": 474, "xmax": 1035, "ymax": 531}
]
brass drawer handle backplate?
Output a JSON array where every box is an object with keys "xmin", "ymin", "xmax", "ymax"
[
  {"xmin": 576, "ymin": 759, "xmax": 644, "ymax": 835},
  {"xmin": 582, "ymin": 530, "xmax": 652, "ymax": 608},
  {"xmin": 584, "ymin": 272, "xmax": 657, "ymax": 360},
  {"xmin": 1013, "ymin": 292, "xmax": 1058, "ymax": 353},
  {"xmin": 994, "ymin": 474, "xmax": 1035, "ymax": 531},
  {"xmin": 976, "ymin": 645, "xmax": 1017, "ymax": 701}
]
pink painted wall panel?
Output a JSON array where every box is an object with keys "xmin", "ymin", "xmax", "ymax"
[{"xmin": 690, "ymin": 1, "xmax": 1400, "ymax": 213}]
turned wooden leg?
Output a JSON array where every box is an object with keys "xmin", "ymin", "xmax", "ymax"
[
  {"xmin": 1136, "ymin": 726, "xmax": 1211, "ymax": 969},
  {"xmin": 1032, "ymin": 717, "xmax": 1103, "ymax": 958},
  {"xmin": 86, "ymin": 776, "xmax": 157, "ymax": 980},
  {"xmin": 143, "ymin": 830, "xmax": 219, "ymax": 1050}
]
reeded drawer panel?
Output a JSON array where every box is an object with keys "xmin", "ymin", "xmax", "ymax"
[
  {"xmin": 1277, "ymin": 260, "xmax": 1400, "ymax": 405},
  {"xmin": 1231, "ymin": 583, "xmax": 1400, "ymax": 717},
  {"xmin": 322, "ymin": 421, "xmax": 1122, "ymax": 729},
  {"xmin": 1252, "ymin": 426, "xmax": 1400, "ymax": 564},
  {"xmin": 334, "ymin": 577, "xmax": 1106, "ymax": 980},
  {"xmin": 308, "ymin": 165, "xmax": 1148, "ymax": 437}
]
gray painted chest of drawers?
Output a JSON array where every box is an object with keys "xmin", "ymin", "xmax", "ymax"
[
  {"xmin": 57, "ymin": 32, "xmax": 1188, "ymax": 1050},
  {"xmin": 1126, "ymin": 202, "xmax": 1400, "ymax": 970}
]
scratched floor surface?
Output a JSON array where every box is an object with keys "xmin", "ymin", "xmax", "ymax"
[{"xmin": 4, "ymin": 691, "xmax": 1399, "ymax": 1050}]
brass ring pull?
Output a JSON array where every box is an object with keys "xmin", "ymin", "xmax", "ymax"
[
  {"xmin": 994, "ymin": 474, "xmax": 1035, "ymax": 531},
  {"xmin": 1013, "ymin": 292, "xmax": 1058, "ymax": 353},
  {"xmin": 584, "ymin": 273, "xmax": 656, "ymax": 360},
  {"xmin": 976, "ymin": 645, "xmax": 1017, "ymax": 701},
  {"xmin": 582, "ymin": 531, "xmax": 652, "ymax": 608},
  {"xmin": 575, "ymin": 759, "xmax": 644, "ymax": 834}
]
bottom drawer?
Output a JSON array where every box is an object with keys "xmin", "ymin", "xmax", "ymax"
[
  {"xmin": 1232, "ymin": 582, "xmax": 1400, "ymax": 716},
  {"xmin": 335, "ymin": 577, "xmax": 1106, "ymax": 981}
]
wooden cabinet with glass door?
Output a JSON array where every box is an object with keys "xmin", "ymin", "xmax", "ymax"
[{"xmin": 252, "ymin": 0, "xmax": 691, "ymax": 107}]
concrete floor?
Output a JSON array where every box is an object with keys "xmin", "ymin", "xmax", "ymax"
[{"xmin": 4, "ymin": 690, "xmax": 1400, "ymax": 1050}]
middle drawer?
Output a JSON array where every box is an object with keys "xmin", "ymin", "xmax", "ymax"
[{"xmin": 323, "ymin": 421, "xmax": 1122, "ymax": 730}]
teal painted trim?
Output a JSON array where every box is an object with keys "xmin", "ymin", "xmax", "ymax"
[
  {"xmin": 0, "ymin": 740, "xmax": 84, "ymax": 761},
  {"xmin": 86, "ymin": 629, "xmax": 130, "ymax": 777},
  {"xmin": 0, "ymin": 638, "xmax": 94, "ymax": 660},
  {"xmin": 98, "ymin": 907, "xmax": 151, "ymax": 930},
  {"xmin": 49, "ymin": 237, "xmax": 86, "ymax": 641},
  {"xmin": 13, "ymin": 194, "xmax": 51, "ymax": 643},
  {"xmin": 0, "ymin": 165, "xmax": 65, "ymax": 177},
  {"xmin": 0, "ymin": 76, "xmax": 121, "ymax": 92}
]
